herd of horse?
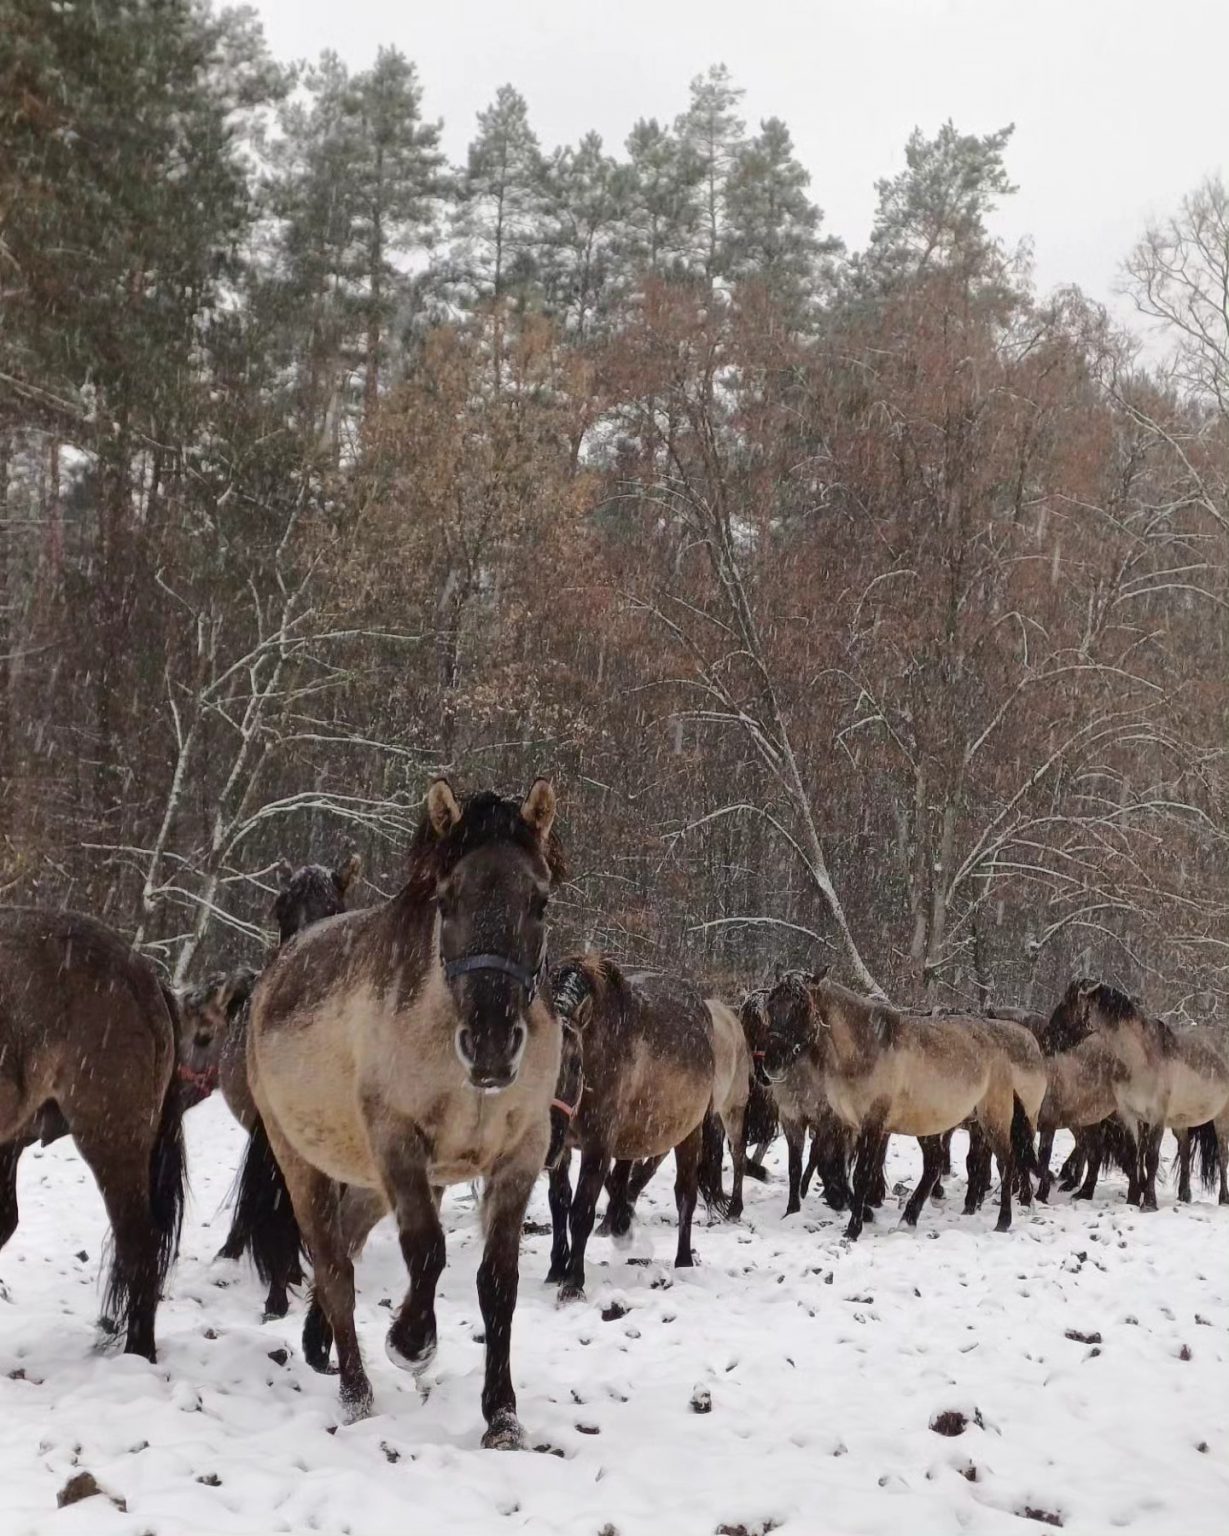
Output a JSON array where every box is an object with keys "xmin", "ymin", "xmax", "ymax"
[{"xmin": 0, "ymin": 779, "xmax": 1226, "ymax": 1450}]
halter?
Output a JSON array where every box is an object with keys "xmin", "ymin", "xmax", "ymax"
[
  {"xmin": 441, "ymin": 944, "xmax": 548, "ymax": 1004},
  {"xmin": 551, "ymin": 1019, "xmax": 585, "ymax": 1119},
  {"xmin": 177, "ymin": 1063, "xmax": 218, "ymax": 1095}
]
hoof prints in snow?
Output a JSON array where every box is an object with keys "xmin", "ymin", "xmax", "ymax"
[{"xmin": 1, "ymin": 1103, "xmax": 1227, "ymax": 1534}]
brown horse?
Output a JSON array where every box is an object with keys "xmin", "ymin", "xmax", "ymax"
[
  {"xmin": 1033, "ymin": 1035, "xmax": 1129, "ymax": 1202},
  {"xmin": 178, "ymin": 854, "xmax": 360, "ymax": 1313},
  {"xmin": 546, "ymin": 956, "xmax": 714, "ymax": 1300},
  {"xmin": 241, "ymin": 780, "xmax": 564, "ymax": 1447},
  {"xmin": 0, "ymin": 909, "xmax": 187, "ymax": 1361},
  {"xmin": 742, "ymin": 989, "xmax": 855, "ymax": 1215},
  {"xmin": 762, "ymin": 971, "xmax": 1037, "ymax": 1238}
]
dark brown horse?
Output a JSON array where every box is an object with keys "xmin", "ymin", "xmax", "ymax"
[
  {"xmin": 242, "ymin": 780, "xmax": 564, "ymax": 1447},
  {"xmin": 546, "ymin": 956, "xmax": 715, "ymax": 1300},
  {"xmin": 179, "ymin": 854, "xmax": 360, "ymax": 1313},
  {"xmin": 0, "ymin": 909, "xmax": 187, "ymax": 1361},
  {"xmin": 741, "ymin": 989, "xmax": 856, "ymax": 1215}
]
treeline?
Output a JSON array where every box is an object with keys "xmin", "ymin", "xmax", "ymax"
[{"xmin": 1, "ymin": 0, "xmax": 1226, "ymax": 1014}]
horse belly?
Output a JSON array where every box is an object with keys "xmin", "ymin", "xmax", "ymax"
[{"xmin": 1166, "ymin": 1063, "xmax": 1229, "ymax": 1129}]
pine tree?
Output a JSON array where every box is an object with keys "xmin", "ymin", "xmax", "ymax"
[
  {"xmin": 350, "ymin": 49, "xmax": 445, "ymax": 412},
  {"xmin": 620, "ymin": 117, "xmax": 702, "ymax": 281},
  {"xmin": 452, "ymin": 85, "xmax": 544, "ymax": 305},
  {"xmin": 675, "ymin": 64, "xmax": 746, "ymax": 286},
  {"xmin": 539, "ymin": 131, "xmax": 626, "ymax": 340},
  {"xmin": 860, "ymin": 120, "xmax": 1018, "ymax": 293},
  {"xmin": 724, "ymin": 116, "xmax": 842, "ymax": 324}
]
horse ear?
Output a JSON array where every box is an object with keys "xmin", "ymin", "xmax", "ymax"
[
  {"xmin": 520, "ymin": 778, "xmax": 556, "ymax": 840},
  {"xmin": 426, "ymin": 778, "xmax": 462, "ymax": 839},
  {"xmin": 276, "ymin": 858, "xmax": 294, "ymax": 890},
  {"xmin": 809, "ymin": 964, "xmax": 830, "ymax": 985},
  {"xmin": 334, "ymin": 851, "xmax": 361, "ymax": 893},
  {"xmin": 217, "ymin": 970, "xmax": 253, "ymax": 1015}
]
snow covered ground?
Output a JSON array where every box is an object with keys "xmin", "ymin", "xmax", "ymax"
[{"xmin": 1, "ymin": 1098, "xmax": 1225, "ymax": 1536}]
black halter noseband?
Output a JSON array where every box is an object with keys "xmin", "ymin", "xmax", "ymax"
[{"xmin": 442, "ymin": 948, "xmax": 547, "ymax": 1004}]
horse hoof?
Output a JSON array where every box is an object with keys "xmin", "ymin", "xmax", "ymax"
[
  {"xmin": 482, "ymin": 1410, "xmax": 525, "ymax": 1450},
  {"xmin": 900, "ymin": 1212, "xmax": 919, "ymax": 1229},
  {"xmin": 340, "ymin": 1383, "xmax": 374, "ymax": 1423},
  {"xmin": 728, "ymin": 1202, "xmax": 743, "ymax": 1222},
  {"xmin": 263, "ymin": 1294, "xmax": 290, "ymax": 1321},
  {"xmin": 557, "ymin": 1283, "xmax": 585, "ymax": 1305},
  {"xmin": 545, "ymin": 1264, "xmax": 568, "ymax": 1284},
  {"xmin": 215, "ymin": 1242, "xmax": 243, "ymax": 1263},
  {"xmin": 784, "ymin": 1201, "xmax": 801, "ymax": 1217},
  {"xmin": 385, "ymin": 1330, "xmax": 436, "ymax": 1377},
  {"xmin": 674, "ymin": 1251, "xmax": 695, "ymax": 1269},
  {"xmin": 843, "ymin": 1223, "xmax": 861, "ymax": 1242},
  {"xmin": 1142, "ymin": 1198, "xmax": 1158, "ymax": 1213},
  {"xmin": 595, "ymin": 1215, "xmax": 613, "ymax": 1238},
  {"xmin": 995, "ymin": 1217, "xmax": 1012, "ymax": 1233},
  {"xmin": 931, "ymin": 1184, "xmax": 945, "ymax": 1201}
]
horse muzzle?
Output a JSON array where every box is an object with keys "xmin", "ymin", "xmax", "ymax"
[{"xmin": 455, "ymin": 1020, "xmax": 528, "ymax": 1094}]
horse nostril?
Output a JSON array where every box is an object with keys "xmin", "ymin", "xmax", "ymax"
[
  {"xmin": 511, "ymin": 1022, "xmax": 527, "ymax": 1057},
  {"xmin": 456, "ymin": 1026, "xmax": 476, "ymax": 1066}
]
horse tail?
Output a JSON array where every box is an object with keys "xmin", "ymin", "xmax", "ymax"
[
  {"xmin": 233, "ymin": 1115, "xmax": 304, "ymax": 1291},
  {"xmin": 697, "ymin": 1107, "xmax": 732, "ymax": 1218},
  {"xmin": 1010, "ymin": 1094, "xmax": 1039, "ymax": 1175},
  {"xmin": 1192, "ymin": 1121, "xmax": 1221, "ymax": 1192},
  {"xmin": 1099, "ymin": 1116, "xmax": 1137, "ymax": 1177}
]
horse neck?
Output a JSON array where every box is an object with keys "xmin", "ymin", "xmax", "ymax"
[{"xmin": 815, "ymin": 986, "xmax": 873, "ymax": 1070}]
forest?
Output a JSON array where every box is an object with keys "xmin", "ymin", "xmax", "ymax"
[{"xmin": 2, "ymin": 0, "xmax": 1226, "ymax": 1014}]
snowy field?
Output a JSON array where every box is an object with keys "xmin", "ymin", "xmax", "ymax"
[{"xmin": 1, "ymin": 1098, "xmax": 1226, "ymax": 1536}]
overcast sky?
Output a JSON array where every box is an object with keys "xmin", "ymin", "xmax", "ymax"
[{"xmin": 250, "ymin": 0, "xmax": 1226, "ymax": 324}]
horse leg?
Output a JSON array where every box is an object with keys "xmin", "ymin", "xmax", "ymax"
[
  {"xmin": 723, "ymin": 1098, "xmax": 748, "ymax": 1221},
  {"xmin": 477, "ymin": 1160, "xmax": 538, "ymax": 1449},
  {"xmin": 673, "ymin": 1123, "xmax": 702, "ymax": 1268},
  {"xmin": 963, "ymin": 1122, "xmax": 990, "ymax": 1214},
  {"xmin": 799, "ymin": 1131, "xmax": 822, "ymax": 1199},
  {"xmin": 1035, "ymin": 1127, "xmax": 1054, "ymax": 1202},
  {"xmin": 0, "ymin": 1142, "xmax": 22, "ymax": 1252},
  {"xmin": 381, "ymin": 1158, "xmax": 447, "ymax": 1377},
  {"xmin": 902, "ymin": 1135, "xmax": 943, "ymax": 1227},
  {"xmin": 71, "ymin": 1124, "xmax": 162, "ymax": 1361},
  {"xmin": 1058, "ymin": 1136, "xmax": 1084, "ymax": 1191},
  {"xmin": 266, "ymin": 1123, "xmax": 371, "ymax": 1418},
  {"xmin": 546, "ymin": 1154, "xmax": 572, "ymax": 1283},
  {"xmin": 602, "ymin": 1160, "xmax": 634, "ymax": 1240},
  {"xmin": 845, "ymin": 1121, "xmax": 884, "ymax": 1241},
  {"xmin": 1175, "ymin": 1129, "xmax": 1193, "ymax": 1203},
  {"xmin": 783, "ymin": 1119, "xmax": 804, "ymax": 1216},
  {"xmin": 981, "ymin": 1102, "xmax": 1016, "ymax": 1233},
  {"xmin": 303, "ymin": 1187, "xmax": 385, "ymax": 1372},
  {"xmin": 822, "ymin": 1129, "xmax": 854, "ymax": 1212},
  {"xmin": 932, "ymin": 1127, "xmax": 953, "ymax": 1200},
  {"xmin": 1140, "ymin": 1124, "xmax": 1162, "ymax": 1211},
  {"xmin": 1073, "ymin": 1125, "xmax": 1104, "ymax": 1200},
  {"xmin": 559, "ymin": 1148, "xmax": 609, "ymax": 1302}
]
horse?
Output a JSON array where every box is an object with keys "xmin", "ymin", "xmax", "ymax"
[
  {"xmin": 240, "ymin": 779, "xmax": 564, "ymax": 1448},
  {"xmin": 178, "ymin": 853, "xmax": 361, "ymax": 1314},
  {"xmin": 1071, "ymin": 983, "xmax": 1183, "ymax": 1210},
  {"xmin": 1033, "ymin": 1035, "xmax": 1130, "ymax": 1202},
  {"xmin": 545, "ymin": 956, "xmax": 714, "ymax": 1301},
  {"xmin": 946, "ymin": 1016, "xmax": 1046, "ymax": 1213},
  {"xmin": 603, "ymin": 994, "xmax": 752, "ymax": 1231},
  {"xmin": 1154, "ymin": 1027, "xmax": 1229, "ymax": 1204},
  {"xmin": 741, "ymin": 989, "xmax": 855, "ymax": 1215},
  {"xmin": 762, "ymin": 971, "xmax": 1036, "ymax": 1238},
  {"xmin": 0, "ymin": 909, "xmax": 187, "ymax": 1361}
]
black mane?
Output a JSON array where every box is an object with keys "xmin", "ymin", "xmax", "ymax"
[{"xmin": 406, "ymin": 790, "xmax": 566, "ymax": 902}]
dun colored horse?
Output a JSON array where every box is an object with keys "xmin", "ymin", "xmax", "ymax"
[
  {"xmin": 546, "ymin": 956, "xmax": 714, "ymax": 1300},
  {"xmin": 178, "ymin": 853, "xmax": 360, "ymax": 1313},
  {"xmin": 0, "ymin": 909, "xmax": 187, "ymax": 1361},
  {"xmin": 241, "ymin": 780, "xmax": 564, "ymax": 1447},
  {"xmin": 762, "ymin": 971, "xmax": 1038, "ymax": 1237}
]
